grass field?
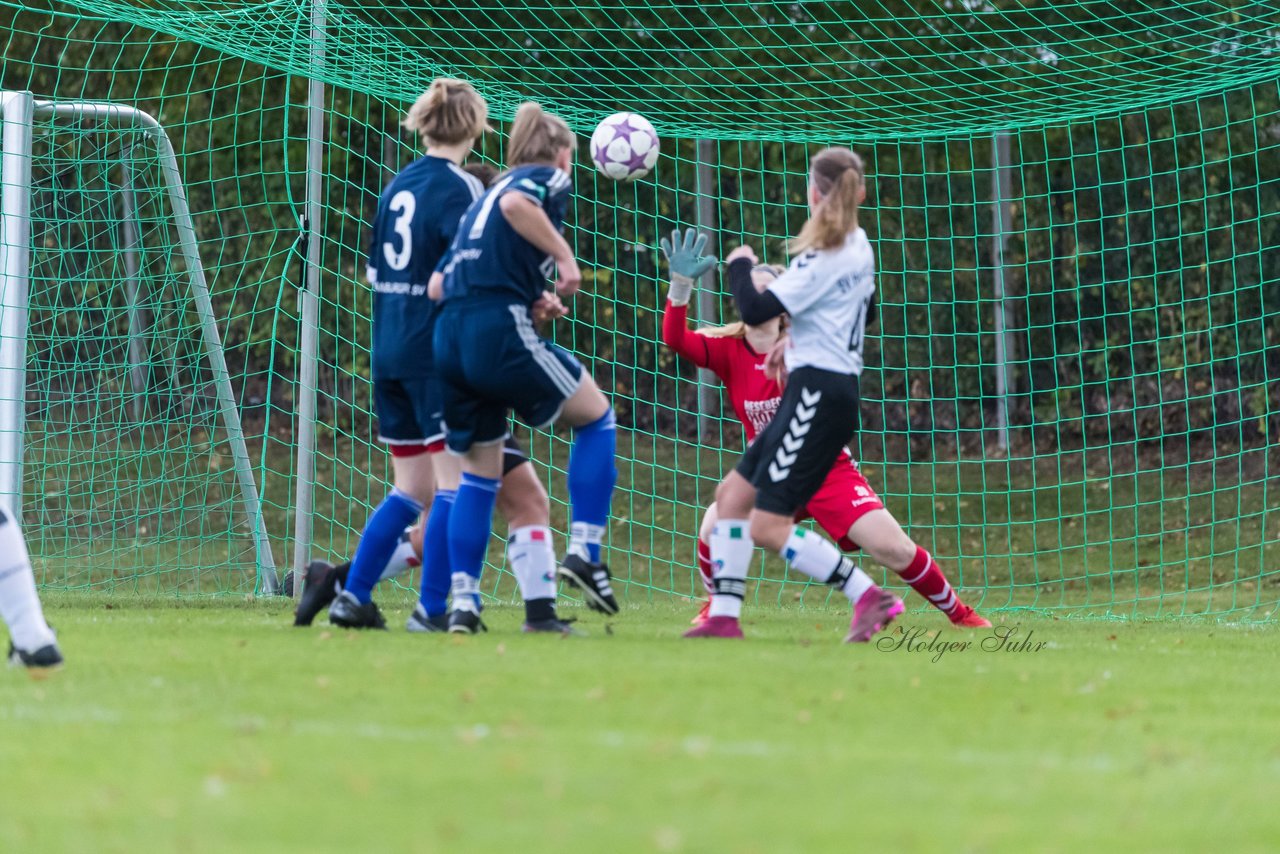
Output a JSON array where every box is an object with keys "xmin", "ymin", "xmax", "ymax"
[{"xmin": 3, "ymin": 594, "xmax": 1278, "ymax": 853}]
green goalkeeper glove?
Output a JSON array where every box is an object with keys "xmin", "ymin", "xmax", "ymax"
[{"xmin": 659, "ymin": 227, "xmax": 716, "ymax": 306}]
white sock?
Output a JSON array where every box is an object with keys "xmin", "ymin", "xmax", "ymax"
[
  {"xmin": 378, "ymin": 528, "xmax": 420, "ymax": 582},
  {"xmin": 780, "ymin": 527, "xmax": 875, "ymax": 602},
  {"xmin": 508, "ymin": 526, "xmax": 557, "ymax": 602},
  {"xmin": 450, "ymin": 572, "xmax": 481, "ymax": 613},
  {"xmin": 568, "ymin": 521, "xmax": 605, "ymax": 562},
  {"xmin": 0, "ymin": 509, "xmax": 56, "ymax": 651},
  {"xmin": 708, "ymin": 519, "xmax": 753, "ymax": 619}
]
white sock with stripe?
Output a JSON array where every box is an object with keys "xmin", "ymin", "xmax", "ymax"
[
  {"xmin": 378, "ymin": 529, "xmax": 421, "ymax": 582},
  {"xmin": 708, "ymin": 520, "xmax": 753, "ymax": 619},
  {"xmin": 567, "ymin": 522, "xmax": 606, "ymax": 563},
  {"xmin": 780, "ymin": 527, "xmax": 875, "ymax": 602},
  {"xmin": 450, "ymin": 572, "xmax": 482, "ymax": 614},
  {"xmin": 0, "ymin": 509, "xmax": 57, "ymax": 652},
  {"xmin": 508, "ymin": 526, "xmax": 557, "ymax": 602}
]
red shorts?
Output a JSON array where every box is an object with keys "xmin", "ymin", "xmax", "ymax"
[
  {"xmin": 388, "ymin": 441, "xmax": 434, "ymax": 458},
  {"xmin": 795, "ymin": 451, "xmax": 885, "ymax": 551}
]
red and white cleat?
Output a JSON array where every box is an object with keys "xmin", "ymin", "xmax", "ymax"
[
  {"xmin": 690, "ymin": 599, "xmax": 711, "ymax": 627},
  {"xmin": 949, "ymin": 605, "xmax": 992, "ymax": 629},
  {"xmin": 683, "ymin": 615, "xmax": 744, "ymax": 639},
  {"xmin": 845, "ymin": 587, "xmax": 905, "ymax": 643}
]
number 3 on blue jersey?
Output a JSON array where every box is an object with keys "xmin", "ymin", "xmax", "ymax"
[{"xmin": 382, "ymin": 190, "xmax": 416, "ymax": 271}]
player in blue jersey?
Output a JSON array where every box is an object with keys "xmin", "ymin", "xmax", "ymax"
[
  {"xmin": 315, "ymin": 81, "xmax": 587, "ymax": 633},
  {"xmin": 431, "ymin": 102, "xmax": 620, "ymax": 632},
  {"xmin": 293, "ymin": 159, "xmax": 565, "ymax": 631}
]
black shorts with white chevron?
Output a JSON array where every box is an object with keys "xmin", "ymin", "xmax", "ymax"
[{"xmin": 735, "ymin": 366, "xmax": 861, "ymax": 516}]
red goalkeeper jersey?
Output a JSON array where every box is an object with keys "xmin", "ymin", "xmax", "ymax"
[{"xmin": 661, "ymin": 300, "xmax": 783, "ymax": 440}]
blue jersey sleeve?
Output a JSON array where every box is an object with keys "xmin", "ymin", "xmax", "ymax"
[{"xmin": 503, "ymin": 166, "xmax": 572, "ymax": 211}]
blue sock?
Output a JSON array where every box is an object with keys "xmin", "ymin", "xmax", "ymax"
[
  {"xmin": 447, "ymin": 473, "xmax": 500, "ymax": 610},
  {"xmin": 417, "ymin": 489, "xmax": 455, "ymax": 616},
  {"xmin": 344, "ymin": 489, "xmax": 425, "ymax": 604},
  {"xmin": 567, "ymin": 409, "xmax": 617, "ymax": 562}
]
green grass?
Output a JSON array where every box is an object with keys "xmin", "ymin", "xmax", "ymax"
[{"xmin": 3, "ymin": 595, "xmax": 1278, "ymax": 852}]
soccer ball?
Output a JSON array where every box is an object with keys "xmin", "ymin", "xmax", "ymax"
[{"xmin": 590, "ymin": 112, "xmax": 660, "ymax": 181}]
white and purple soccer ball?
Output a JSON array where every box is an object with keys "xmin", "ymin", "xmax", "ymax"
[{"xmin": 590, "ymin": 112, "xmax": 660, "ymax": 181}]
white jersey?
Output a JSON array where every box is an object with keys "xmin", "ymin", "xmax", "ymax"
[{"xmin": 768, "ymin": 228, "xmax": 876, "ymax": 375}]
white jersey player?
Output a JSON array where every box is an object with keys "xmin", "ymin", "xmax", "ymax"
[{"xmin": 686, "ymin": 146, "xmax": 906, "ymax": 643}]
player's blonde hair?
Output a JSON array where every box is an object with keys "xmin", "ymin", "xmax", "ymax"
[
  {"xmin": 791, "ymin": 147, "xmax": 865, "ymax": 255},
  {"xmin": 507, "ymin": 102, "xmax": 576, "ymax": 167},
  {"xmin": 700, "ymin": 265, "xmax": 788, "ymax": 339},
  {"xmin": 401, "ymin": 78, "xmax": 489, "ymax": 146}
]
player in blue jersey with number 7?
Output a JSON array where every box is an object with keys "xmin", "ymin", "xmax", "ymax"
[
  {"xmin": 432, "ymin": 102, "xmax": 620, "ymax": 633},
  {"xmin": 318, "ymin": 81, "xmax": 600, "ymax": 633}
]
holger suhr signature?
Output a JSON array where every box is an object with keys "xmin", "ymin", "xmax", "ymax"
[{"xmin": 876, "ymin": 625, "xmax": 1048, "ymax": 663}]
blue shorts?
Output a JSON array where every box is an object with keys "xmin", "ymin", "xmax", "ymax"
[
  {"xmin": 372, "ymin": 375, "xmax": 445, "ymax": 448},
  {"xmin": 433, "ymin": 298, "xmax": 584, "ymax": 452}
]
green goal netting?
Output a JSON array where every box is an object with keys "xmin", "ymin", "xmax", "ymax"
[{"xmin": 0, "ymin": 0, "xmax": 1275, "ymax": 618}]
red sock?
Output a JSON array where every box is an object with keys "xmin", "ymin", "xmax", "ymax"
[
  {"xmin": 900, "ymin": 547, "xmax": 961, "ymax": 617},
  {"xmin": 696, "ymin": 537, "xmax": 714, "ymax": 595}
]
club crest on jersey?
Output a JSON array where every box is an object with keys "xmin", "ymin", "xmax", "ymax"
[{"xmin": 769, "ymin": 387, "xmax": 822, "ymax": 482}]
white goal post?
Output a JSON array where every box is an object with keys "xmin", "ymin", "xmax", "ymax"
[{"xmin": 0, "ymin": 90, "xmax": 278, "ymax": 592}]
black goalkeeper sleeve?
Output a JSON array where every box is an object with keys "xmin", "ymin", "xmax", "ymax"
[{"xmin": 728, "ymin": 257, "xmax": 786, "ymax": 325}]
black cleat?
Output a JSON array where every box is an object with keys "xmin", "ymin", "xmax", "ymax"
[
  {"xmin": 522, "ymin": 618, "xmax": 584, "ymax": 637},
  {"xmin": 294, "ymin": 560, "xmax": 344, "ymax": 627},
  {"xmin": 8, "ymin": 642, "xmax": 63, "ymax": 669},
  {"xmin": 406, "ymin": 605, "xmax": 449, "ymax": 633},
  {"xmin": 557, "ymin": 554, "xmax": 620, "ymax": 615},
  {"xmin": 328, "ymin": 591, "xmax": 387, "ymax": 630},
  {"xmin": 447, "ymin": 609, "xmax": 487, "ymax": 635}
]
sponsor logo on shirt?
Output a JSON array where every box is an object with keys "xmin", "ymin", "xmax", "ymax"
[
  {"xmin": 744, "ymin": 397, "xmax": 781, "ymax": 436},
  {"xmin": 442, "ymin": 247, "xmax": 483, "ymax": 275},
  {"xmin": 372, "ymin": 282, "xmax": 429, "ymax": 296}
]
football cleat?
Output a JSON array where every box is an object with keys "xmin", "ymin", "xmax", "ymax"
[
  {"xmin": 845, "ymin": 588, "xmax": 905, "ymax": 643},
  {"xmin": 405, "ymin": 604, "xmax": 449, "ymax": 633},
  {"xmin": 8, "ymin": 642, "xmax": 63, "ymax": 670},
  {"xmin": 522, "ymin": 617, "xmax": 583, "ymax": 636},
  {"xmin": 690, "ymin": 599, "xmax": 711, "ymax": 626},
  {"xmin": 949, "ymin": 605, "xmax": 992, "ymax": 629},
  {"xmin": 557, "ymin": 554, "xmax": 620, "ymax": 615},
  {"xmin": 294, "ymin": 560, "xmax": 344, "ymax": 627},
  {"xmin": 447, "ymin": 608, "xmax": 487, "ymax": 635},
  {"xmin": 328, "ymin": 591, "xmax": 388, "ymax": 630},
  {"xmin": 683, "ymin": 615, "xmax": 744, "ymax": 639}
]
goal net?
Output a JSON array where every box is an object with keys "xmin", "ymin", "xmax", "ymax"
[
  {"xmin": 1, "ymin": 92, "xmax": 275, "ymax": 594},
  {"xmin": 0, "ymin": 1, "xmax": 1275, "ymax": 617}
]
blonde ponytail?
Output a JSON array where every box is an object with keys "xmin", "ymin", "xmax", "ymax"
[
  {"xmin": 700, "ymin": 321, "xmax": 748, "ymax": 339},
  {"xmin": 402, "ymin": 78, "xmax": 489, "ymax": 146},
  {"xmin": 507, "ymin": 101, "xmax": 575, "ymax": 167},
  {"xmin": 790, "ymin": 147, "xmax": 865, "ymax": 254}
]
